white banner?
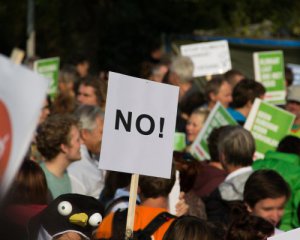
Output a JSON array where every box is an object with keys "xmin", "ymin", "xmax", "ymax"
[
  {"xmin": 0, "ymin": 55, "xmax": 49, "ymax": 196},
  {"xmin": 180, "ymin": 40, "xmax": 232, "ymax": 77}
]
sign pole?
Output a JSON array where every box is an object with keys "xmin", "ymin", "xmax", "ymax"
[{"xmin": 125, "ymin": 173, "xmax": 139, "ymax": 240}]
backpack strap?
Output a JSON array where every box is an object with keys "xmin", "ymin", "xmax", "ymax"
[
  {"xmin": 105, "ymin": 196, "xmax": 141, "ymax": 216},
  {"xmin": 110, "ymin": 209, "xmax": 175, "ymax": 240},
  {"xmin": 110, "ymin": 208, "xmax": 128, "ymax": 240},
  {"xmin": 135, "ymin": 212, "xmax": 176, "ymax": 239}
]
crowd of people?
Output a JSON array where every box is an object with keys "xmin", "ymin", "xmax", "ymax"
[{"xmin": 2, "ymin": 48, "xmax": 300, "ymax": 240}]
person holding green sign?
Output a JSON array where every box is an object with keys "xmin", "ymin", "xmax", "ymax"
[
  {"xmin": 185, "ymin": 108, "xmax": 209, "ymax": 145},
  {"xmin": 227, "ymin": 79, "xmax": 265, "ymax": 126}
]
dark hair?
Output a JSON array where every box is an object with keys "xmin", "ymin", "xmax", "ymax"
[
  {"xmin": 277, "ymin": 135, "xmax": 300, "ymax": 156},
  {"xmin": 226, "ymin": 215, "xmax": 274, "ymax": 240},
  {"xmin": 139, "ymin": 166, "xmax": 176, "ymax": 199},
  {"xmin": 230, "ymin": 79, "xmax": 265, "ymax": 109},
  {"xmin": 218, "ymin": 126, "xmax": 255, "ymax": 167},
  {"xmin": 6, "ymin": 159, "xmax": 48, "ymax": 204},
  {"xmin": 224, "ymin": 69, "xmax": 244, "ymax": 87},
  {"xmin": 71, "ymin": 53, "xmax": 90, "ymax": 65},
  {"xmin": 99, "ymin": 171, "xmax": 132, "ymax": 206},
  {"xmin": 163, "ymin": 216, "xmax": 214, "ymax": 240},
  {"xmin": 244, "ymin": 170, "xmax": 290, "ymax": 209},
  {"xmin": 36, "ymin": 114, "xmax": 79, "ymax": 160},
  {"xmin": 79, "ymin": 75, "xmax": 107, "ymax": 107},
  {"xmin": 207, "ymin": 126, "xmax": 227, "ymax": 162},
  {"xmin": 285, "ymin": 66, "xmax": 294, "ymax": 87},
  {"xmin": 204, "ymin": 76, "xmax": 228, "ymax": 101}
]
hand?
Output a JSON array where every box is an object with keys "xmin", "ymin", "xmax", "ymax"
[{"xmin": 175, "ymin": 192, "xmax": 189, "ymax": 217}]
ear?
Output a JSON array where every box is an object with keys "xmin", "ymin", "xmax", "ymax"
[
  {"xmin": 209, "ymin": 92, "xmax": 217, "ymax": 102},
  {"xmin": 80, "ymin": 129, "xmax": 90, "ymax": 142},
  {"xmin": 219, "ymin": 153, "xmax": 226, "ymax": 168},
  {"xmin": 245, "ymin": 203, "xmax": 253, "ymax": 213},
  {"xmin": 246, "ymin": 100, "xmax": 253, "ymax": 108},
  {"xmin": 60, "ymin": 143, "xmax": 68, "ymax": 154}
]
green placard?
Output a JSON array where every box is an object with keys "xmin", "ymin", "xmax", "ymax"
[
  {"xmin": 253, "ymin": 50, "xmax": 285, "ymax": 105},
  {"xmin": 244, "ymin": 99, "xmax": 295, "ymax": 159},
  {"xmin": 34, "ymin": 57, "xmax": 60, "ymax": 99},
  {"xmin": 190, "ymin": 102, "xmax": 238, "ymax": 160},
  {"xmin": 173, "ymin": 132, "xmax": 186, "ymax": 152}
]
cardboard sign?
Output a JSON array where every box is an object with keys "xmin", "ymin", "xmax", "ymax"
[
  {"xmin": 99, "ymin": 72, "xmax": 179, "ymax": 178},
  {"xmin": 253, "ymin": 51, "xmax": 285, "ymax": 105},
  {"xmin": 34, "ymin": 57, "xmax": 60, "ymax": 99},
  {"xmin": 190, "ymin": 102, "xmax": 237, "ymax": 160},
  {"xmin": 268, "ymin": 228, "xmax": 300, "ymax": 239},
  {"xmin": 0, "ymin": 55, "xmax": 49, "ymax": 196},
  {"xmin": 244, "ymin": 98, "xmax": 295, "ymax": 159},
  {"xmin": 180, "ymin": 40, "xmax": 232, "ymax": 77},
  {"xmin": 10, "ymin": 48, "xmax": 25, "ymax": 65}
]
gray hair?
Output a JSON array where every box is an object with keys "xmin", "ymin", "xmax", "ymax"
[
  {"xmin": 169, "ymin": 56, "xmax": 194, "ymax": 83},
  {"xmin": 218, "ymin": 125, "xmax": 255, "ymax": 167},
  {"xmin": 74, "ymin": 105, "xmax": 104, "ymax": 131}
]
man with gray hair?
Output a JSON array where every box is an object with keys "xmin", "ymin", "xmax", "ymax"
[
  {"xmin": 68, "ymin": 104, "xmax": 106, "ymax": 198},
  {"xmin": 168, "ymin": 56, "xmax": 194, "ymax": 100},
  {"xmin": 167, "ymin": 56, "xmax": 197, "ymax": 131},
  {"xmin": 205, "ymin": 125, "xmax": 255, "ymax": 224}
]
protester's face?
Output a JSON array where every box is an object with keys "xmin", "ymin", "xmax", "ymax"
[
  {"xmin": 77, "ymin": 61, "xmax": 89, "ymax": 78},
  {"xmin": 249, "ymin": 196, "xmax": 286, "ymax": 227},
  {"xmin": 65, "ymin": 125, "xmax": 82, "ymax": 162},
  {"xmin": 186, "ymin": 113, "xmax": 206, "ymax": 143},
  {"xmin": 77, "ymin": 84, "xmax": 98, "ymax": 106},
  {"xmin": 150, "ymin": 65, "xmax": 168, "ymax": 83},
  {"xmin": 286, "ymin": 101, "xmax": 300, "ymax": 120},
  {"xmin": 82, "ymin": 116, "xmax": 104, "ymax": 154},
  {"xmin": 211, "ymin": 81, "xmax": 232, "ymax": 108},
  {"xmin": 39, "ymin": 99, "xmax": 50, "ymax": 125}
]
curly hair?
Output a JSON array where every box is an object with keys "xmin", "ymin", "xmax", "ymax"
[{"xmin": 36, "ymin": 114, "xmax": 79, "ymax": 161}]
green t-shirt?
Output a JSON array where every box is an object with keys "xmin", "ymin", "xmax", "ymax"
[{"xmin": 40, "ymin": 162, "xmax": 72, "ymax": 199}]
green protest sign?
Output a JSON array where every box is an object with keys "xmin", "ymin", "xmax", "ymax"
[
  {"xmin": 34, "ymin": 57, "xmax": 60, "ymax": 99},
  {"xmin": 190, "ymin": 102, "xmax": 237, "ymax": 160},
  {"xmin": 253, "ymin": 51, "xmax": 285, "ymax": 105},
  {"xmin": 173, "ymin": 132, "xmax": 186, "ymax": 152},
  {"xmin": 244, "ymin": 98, "xmax": 295, "ymax": 159}
]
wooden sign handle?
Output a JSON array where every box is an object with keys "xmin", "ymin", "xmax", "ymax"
[{"xmin": 125, "ymin": 173, "xmax": 139, "ymax": 240}]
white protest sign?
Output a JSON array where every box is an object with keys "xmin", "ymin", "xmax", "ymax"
[
  {"xmin": 0, "ymin": 55, "xmax": 49, "ymax": 196},
  {"xmin": 180, "ymin": 40, "xmax": 232, "ymax": 77},
  {"xmin": 268, "ymin": 227, "xmax": 300, "ymax": 239},
  {"xmin": 99, "ymin": 72, "xmax": 179, "ymax": 178}
]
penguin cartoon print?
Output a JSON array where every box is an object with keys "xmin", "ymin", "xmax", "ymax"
[{"xmin": 28, "ymin": 194, "xmax": 104, "ymax": 240}]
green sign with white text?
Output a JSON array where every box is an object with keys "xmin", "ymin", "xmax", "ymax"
[
  {"xmin": 244, "ymin": 99, "xmax": 295, "ymax": 159},
  {"xmin": 34, "ymin": 57, "xmax": 60, "ymax": 99},
  {"xmin": 253, "ymin": 51, "xmax": 285, "ymax": 105},
  {"xmin": 191, "ymin": 102, "xmax": 237, "ymax": 160}
]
